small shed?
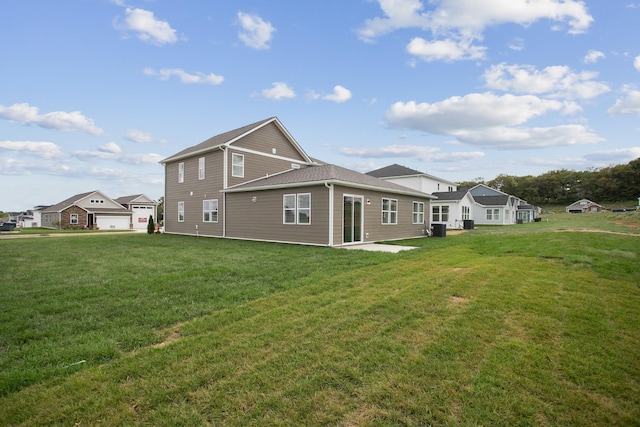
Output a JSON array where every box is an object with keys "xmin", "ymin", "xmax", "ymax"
[{"xmin": 566, "ymin": 199, "xmax": 605, "ymax": 213}]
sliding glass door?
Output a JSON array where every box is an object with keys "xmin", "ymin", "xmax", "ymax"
[{"xmin": 343, "ymin": 195, "xmax": 363, "ymax": 244}]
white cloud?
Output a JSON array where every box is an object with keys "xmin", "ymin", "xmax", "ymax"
[
  {"xmin": 73, "ymin": 146, "xmax": 164, "ymax": 164},
  {"xmin": 387, "ymin": 92, "xmax": 577, "ymax": 134},
  {"xmin": 385, "ymin": 92, "xmax": 602, "ymax": 149},
  {"xmin": 323, "ymin": 85, "xmax": 352, "ymax": 103},
  {"xmin": 125, "ymin": 129, "xmax": 163, "ymax": 143},
  {"xmin": 0, "ymin": 140, "xmax": 64, "ymax": 159},
  {"xmin": 583, "ymin": 147, "xmax": 640, "ymax": 162},
  {"xmin": 338, "ymin": 144, "xmax": 485, "ymax": 163},
  {"xmin": 634, "ymin": 55, "xmax": 640, "ymax": 71},
  {"xmin": 406, "ymin": 36, "xmax": 486, "ymax": 62},
  {"xmin": 483, "ymin": 63, "xmax": 610, "ymax": 99},
  {"xmin": 119, "ymin": 8, "xmax": 177, "ymax": 45},
  {"xmin": 454, "ymin": 125, "xmax": 603, "ymax": 149},
  {"xmin": 607, "ymin": 88, "xmax": 640, "ymax": 115},
  {"xmin": 584, "ymin": 50, "xmax": 605, "ymax": 63},
  {"xmin": 508, "ymin": 37, "xmax": 525, "ymax": 51},
  {"xmin": 237, "ymin": 12, "xmax": 275, "ymax": 50},
  {"xmin": 99, "ymin": 142, "xmax": 122, "ymax": 154},
  {"xmin": 0, "ymin": 103, "xmax": 104, "ymax": 136},
  {"xmin": 260, "ymin": 82, "xmax": 295, "ymax": 100},
  {"xmin": 358, "ymin": 0, "xmax": 593, "ymax": 43},
  {"xmin": 144, "ymin": 68, "xmax": 224, "ymax": 85}
]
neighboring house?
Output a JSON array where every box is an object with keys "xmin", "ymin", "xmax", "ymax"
[
  {"xmin": 369, "ymin": 165, "xmax": 538, "ymax": 228},
  {"xmin": 430, "ymin": 189, "xmax": 476, "ymax": 230},
  {"xmin": 367, "ymin": 164, "xmax": 457, "ymax": 194},
  {"xmin": 41, "ymin": 191, "xmax": 132, "ymax": 230},
  {"xmin": 114, "ymin": 194, "xmax": 158, "ymax": 230},
  {"xmin": 161, "ymin": 117, "xmax": 435, "ymax": 246},
  {"xmin": 468, "ymin": 184, "xmax": 537, "ymax": 225},
  {"xmin": 566, "ymin": 199, "xmax": 605, "ymax": 213}
]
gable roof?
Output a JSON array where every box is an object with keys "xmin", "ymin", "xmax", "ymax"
[
  {"xmin": 223, "ymin": 164, "xmax": 435, "ymax": 198},
  {"xmin": 431, "ymin": 189, "xmax": 469, "ymax": 201},
  {"xmin": 472, "ymin": 195, "xmax": 510, "ymax": 206},
  {"xmin": 114, "ymin": 194, "xmax": 155, "ymax": 205},
  {"xmin": 367, "ymin": 164, "xmax": 424, "ymax": 178},
  {"xmin": 42, "ymin": 191, "xmax": 129, "ymax": 213},
  {"xmin": 366, "ymin": 164, "xmax": 458, "ymax": 187},
  {"xmin": 161, "ymin": 117, "xmax": 312, "ymax": 164}
]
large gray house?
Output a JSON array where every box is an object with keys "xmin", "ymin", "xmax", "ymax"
[{"xmin": 161, "ymin": 117, "xmax": 435, "ymax": 246}]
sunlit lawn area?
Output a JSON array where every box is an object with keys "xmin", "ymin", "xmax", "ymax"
[{"xmin": 1, "ymin": 211, "xmax": 639, "ymax": 425}]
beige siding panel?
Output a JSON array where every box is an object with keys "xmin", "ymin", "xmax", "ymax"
[
  {"xmin": 227, "ymin": 149, "xmax": 303, "ymax": 188},
  {"xmin": 226, "ymin": 185, "xmax": 330, "ymax": 245},
  {"xmin": 232, "ymin": 122, "xmax": 306, "ymax": 161},
  {"xmin": 332, "ymin": 185, "xmax": 431, "ymax": 246},
  {"xmin": 164, "ymin": 150, "xmax": 225, "ymax": 236}
]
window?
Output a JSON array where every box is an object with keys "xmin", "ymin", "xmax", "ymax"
[
  {"xmin": 90, "ymin": 199, "xmax": 104, "ymax": 204},
  {"xmin": 462, "ymin": 206, "xmax": 470, "ymax": 220},
  {"xmin": 412, "ymin": 201, "xmax": 424, "ymax": 224},
  {"xmin": 486, "ymin": 209, "xmax": 499, "ymax": 220},
  {"xmin": 432, "ymin": 206, "xmax": 449, "ymax": 222},
  {"xmin": 198, "ymin": 157, "xmax": 205, "ymax": 180},
  {"xmin": 178, "ymin": 162, "xmax": 184, "ymax": 183},
  {"xmin": 382, "ymin": 198, "xmax": 398, "ymax": 225},
  {"xmin": 232, "ymin": 153, "xmax": 244, "ymax": 178},
  {"xmin": 203, "ymin": 199, "xmax": 218, "ymax": 222},
  {"xmin": 283, "ymin": 193, "xmax": 311, "ymax": 225},
  {"xmin": 297, "ymin": 194, "xmax": 310, "ymax": 224},
  {"xmin": 178, "ymin": 201, "xmax": 184, "ymax": 222},
  {"xmin": 70, "ymin": 213, "xmax": 79, "ymax": 225}
]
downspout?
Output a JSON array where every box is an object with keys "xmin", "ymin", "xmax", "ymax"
[
  {"xmin": 220, "ymin": 146, "xmax": 227, "ymax": 237},
  {"xmin": 325, "ymin": 182, "xmax": 334, "ymax": 246}
]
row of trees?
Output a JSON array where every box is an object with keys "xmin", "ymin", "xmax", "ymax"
[{"xmin": 458, "ymin": 158, "xmax": 640, "ymax": 206}]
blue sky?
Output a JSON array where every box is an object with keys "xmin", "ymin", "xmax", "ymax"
[{"xmin": 1, "ymin": 0, "xmax": 639, "ymax": 211}]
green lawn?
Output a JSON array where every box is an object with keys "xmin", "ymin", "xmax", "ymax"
[{"xmin": 1, "ymin": 211, "xmax": 639, "ymax": 426}]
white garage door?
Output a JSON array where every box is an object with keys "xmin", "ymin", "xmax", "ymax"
[
  {"xmin": 96, "ymin": 216, "xmax": 130, "ymax": 230},
  {"xmin": 132, "ymin": 205, "xmax": 155, "ymax": 230}
]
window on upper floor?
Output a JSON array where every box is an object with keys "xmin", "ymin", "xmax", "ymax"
[
  {"xmin": 382, "ymin": 198, "xmax": 398, "ymax": 225},
  {"xmin": 178, "ymin": 162, "xmax": 184, "ymax": 183},
  {"xmin": 232, "ymin": 153, "xmax": 244, "ymax": 178},
  {"xmin": 198, "ymin": 157, "xmax": 205, "ymax": 180}
]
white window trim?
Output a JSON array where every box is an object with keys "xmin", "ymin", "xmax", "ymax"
[
  {"xmin": 232, "ymin": 153, "xmax": 244, "ymax": 178},
  {"xmin": 283, "ymin": 193, "xmax": 311, "ymax": 225},
  {"xmin": 382, "ymin": 198, "xmax": 398, "ymax": 225},
  {"xmin": 178, "ymin": 162, "xmax": 184, "ymax": 183},
  {"xmin": 412, "ymin": 201, "xmax": 424, "ymax": 224},
  {"xmin": 178, "ymin": 201, "xmax": 185, "ymax": 222},
  {"xmin": 70, "ymin": 213, "xmax": 79, "ymax": 225},
  {"xmin": 202, "ymin": 199, "xmax": 218, "ymax": 223},
  {"xmin": 198, "ymin": 157, "xmax": 205, "ymax": 180}
]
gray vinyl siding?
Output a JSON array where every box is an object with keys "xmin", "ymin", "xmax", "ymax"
[
  {"xmin": 231, "ymin": 122, "xmax": 307, "ymax": 162},
  {"xmin": 225, "ymin": 185, "xmax": 330, "ymax": 245},
  {"xmin": 332, "ymin": 185, "xmax": 430, "ymax": 245},
  {"xmin": 164, "ymin": 150, "xmax": 224, "ymax": 236},
  {"xmin": 227, "ymin": 148, "xmax": 307, "ymax": 188}
]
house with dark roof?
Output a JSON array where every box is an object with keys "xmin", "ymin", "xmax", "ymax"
[
  {"xmin": 367, "ymin": 164, "xmax": 457, "ymax": 194},
  {"xmin": 41, "ymin": 190, "xmax": 133, "ymax": 230},
  {"xmin": 161, "ymin": 117, "xmax": 435, "ymax": 246},
  {"xmin": 369, "ymin": 164, "xmax": 538, "ymax": 228}
]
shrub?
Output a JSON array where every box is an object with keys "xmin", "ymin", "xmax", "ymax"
[{"xmin": 147, "ymin": 215, "xmax": 154, "ymax": 234}]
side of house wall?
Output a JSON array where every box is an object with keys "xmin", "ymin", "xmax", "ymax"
[
  {"xmin": 331, "ymin": 185, "xmax": 431, "ymax": 245},
  {"xmin": 225, "ymin": 185, "xmax": 330, "ymax": 245}
]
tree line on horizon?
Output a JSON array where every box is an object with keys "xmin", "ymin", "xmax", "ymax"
[{"xmin": 458, "ymin": 157, "xmax": 640, "ymax": 207}]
